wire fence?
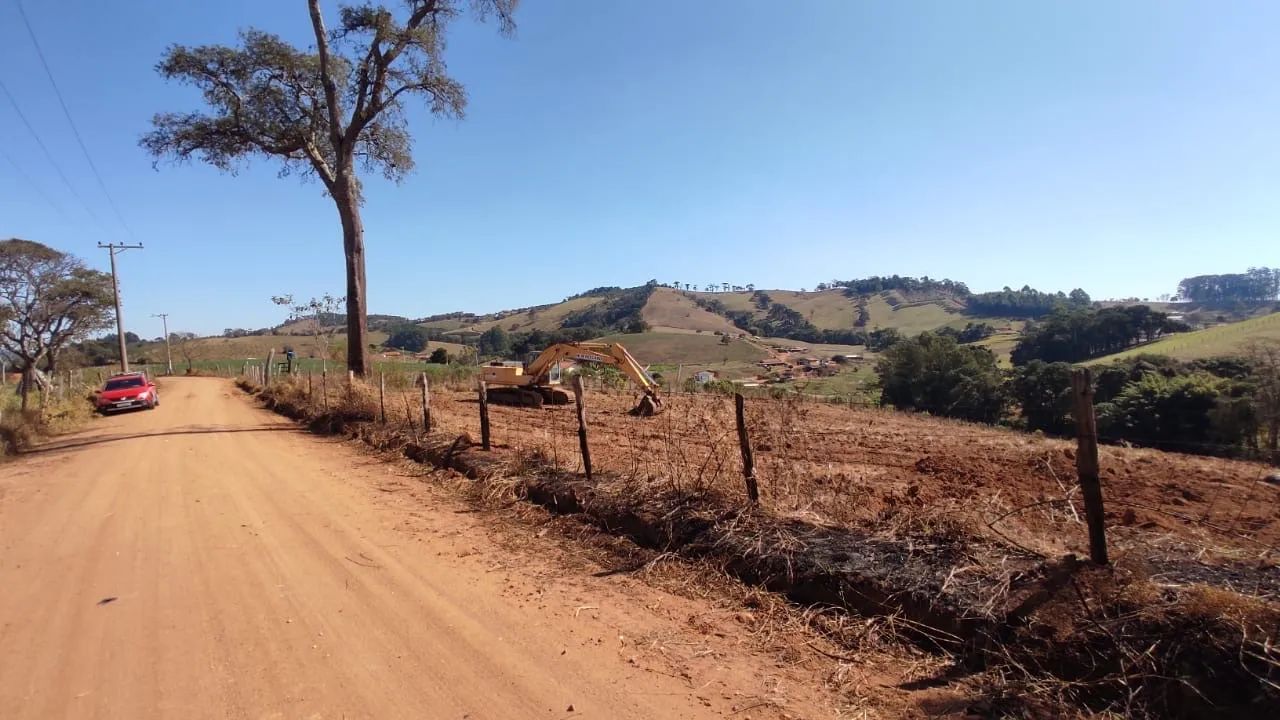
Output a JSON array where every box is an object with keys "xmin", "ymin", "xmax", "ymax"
[{"xmin": 233, "ymin": 360, "xmax": 1279, "ymax": 597}]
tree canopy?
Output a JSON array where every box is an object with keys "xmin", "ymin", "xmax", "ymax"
[
  {"xmin": 1011, "ymin": 306, "xmax": 1187, "ymax": 365},
  {"xmin": 0, "ymin": 239, "xmax": 114, "ymax": 407},
  {"xmin": 385, "ymin": 324, "xmax": 429, "ymax": 352},
  {"xmin": 1177, "ymin": 268, "xmax": 1280, "ymax": 304},
  {"xmin": 966, "ymin": 285, "xmax": 1091, "ymax": 318},
  {"xmin": 875, "ymin": 332, "xmax": 1007, "ymax": 423}
]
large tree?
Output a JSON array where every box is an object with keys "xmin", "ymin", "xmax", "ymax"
[
  {"xmin": 141, "ymin": 0, "xmax": 517, "ymax": 375},
  {"xmin": 0, "ymin": 240, "xmax": 114, "ymax": 409}
]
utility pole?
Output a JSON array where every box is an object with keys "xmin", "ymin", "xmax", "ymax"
[
  {"xmin": 97, "ymin": 242, "xmax": 144, "ymax": 373},
  {"xmin": 152, "ymin": 313, "xmax": 173, "ymax": 375}
]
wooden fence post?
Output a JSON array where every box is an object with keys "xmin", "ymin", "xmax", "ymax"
[
  {"xmin": 420, "ymin": 372, "xmax": 431, "ymax": 434},
  {"xmin": 322, "ymin": 370, "xmax": 329, "ymax": 411},
  {"xmin": 264, "ymin": 349, "xmax": 275, "ymax": 387},
  {"xmin": 379, "ymin": 371, "xmax": 387, "ymax": 423},
  {"xmin": 572, "ymin": 375, "xmax": 593, "ymax": 480},
  {"xmin": 1071, "ymin": 368, "xmax": 1108, "ymax": 565},
  {"xmin": 307, "ymin": 371, "xmax": 313, "ymax": 403},
  {"xmin": 478, "ymin": 381, "xmax": 491, "ymax": 451},
  {"xmin": 735, "ymin": 393, "xmax": 759, "ymax": 504}
]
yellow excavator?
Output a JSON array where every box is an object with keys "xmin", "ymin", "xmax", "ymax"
[{"xmin": 478, "ymin": 342, "xmax": 664, "ymax": 416}]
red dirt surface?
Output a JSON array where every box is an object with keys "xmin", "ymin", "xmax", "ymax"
[{"xmin": 413, "ymin": 388, "xmax": 1279, "ymax": 576}]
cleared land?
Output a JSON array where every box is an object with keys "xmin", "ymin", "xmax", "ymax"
[
  {"xmin": 1087, "ymin": 311, "xmax": 1280, "ymax": 364},
  {"xmin": 457, "ymin": 389, "xmax": 1280, "ymax": 563}
]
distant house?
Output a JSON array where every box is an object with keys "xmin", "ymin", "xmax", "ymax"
[{"xmin": 693, "ymin": 370, "xmax": 718, "ymax": 384}]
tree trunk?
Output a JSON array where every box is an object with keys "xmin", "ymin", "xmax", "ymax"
[
  {"xmin": 334, "ymin": 182, "xmax": 370, "ymax": 376},
  {"xmin": 19, "ymin": 366, "xmax": 32, "ymax": 411}
]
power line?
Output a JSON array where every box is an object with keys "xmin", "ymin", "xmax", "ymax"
[
  {"xmin": 14, "ymin": 0, "xmax": 134, "ymax": 239},
  {"xmin": 0, "ymin": 145, "xmax": 65, "ymax": 216},
  {"xmin": 0, "ymin": 76, "xmax": 100, "ymax": 223}
]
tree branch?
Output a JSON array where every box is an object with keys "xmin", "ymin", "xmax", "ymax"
[{"xmin": 307, "ymin": 0, "xmax": 346, "ymax": 155}]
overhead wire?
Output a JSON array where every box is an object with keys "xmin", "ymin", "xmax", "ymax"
[
  {"xmin": 13, "ymin": 0, "xmax": 134, "ymax": 238},
  {"xmin": 0, "ymin": 145, "xmax": 66, "ymax": 215},
  {"xmin": 0, "ymin": 76, "xmax": 100, "ymax": 223}
]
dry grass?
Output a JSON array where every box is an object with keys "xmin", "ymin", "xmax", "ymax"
[{"xmin": 1, "ymin": 379, "xmax": 98, "ymax": 456}]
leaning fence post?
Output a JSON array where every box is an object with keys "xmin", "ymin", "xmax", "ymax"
[
  {"xmin": 572, "ymin": 375, "xmax": 593, "ymax": 480},
  {"xmin": 420, "ymin": 372, "xmax": 431, "ymax": 434},
  {"xmin": 1071, "ymin": 368, "xmax": 1108, "ymax": 565},
  {"xmin": 478, "ymin": 380, "xmax": 491, "ymax": 451},
  {"xmin": 735, "ymin": 393, "xmax": 759, "ymax": 504},
  {"xmin": 379, "ymin": 371, "xmax": 387, "ymax": 423}
]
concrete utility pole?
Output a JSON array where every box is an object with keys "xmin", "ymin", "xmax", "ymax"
[
  {"xmin": 97, "ymin": 242, "xmax": 144, "ymax": 373},
  {"xmin": 152, "ymin": 313, "xmax": 173, "ymax": 375}
]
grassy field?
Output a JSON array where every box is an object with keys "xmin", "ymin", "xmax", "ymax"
[
  {"xmin": 688, "ymin": 289, "xmax": 861, "ymax": 330},
  {"xmin": 596, "ymin": 331, "xmax": 768, "ymax": 366},
  {"xmin": 973, "ymin": 332, "xmax": 1022, "ymax": 366},
  {"xmin": 861, "ymin": 293, "xmax": 970, "ymax": 334},
  {"xmin": 765, "ymin": 289, "xmax": 860, "ymax": 328},
  {"xmin": 641, "ymin": 288, "xmax": 741, "ymax": 334},
  {"xmin": 1086, "ymin": 311, "xmax": 1280, "ymax": 364},
  {"xmin": 131, "ymin": 331, "xmax": 470, "ymax": 368}
]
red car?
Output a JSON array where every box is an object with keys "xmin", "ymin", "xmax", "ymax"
[{"xmin": 95, "ymin": 372, "xmax": 160, "ymax": 413}]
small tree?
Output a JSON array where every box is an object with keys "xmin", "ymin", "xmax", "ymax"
[
  {"xmin": 0, "ymin": 240, "xmax": 113, "ymax": 409},
  {"xmin": 876, "ymin": 332, "xmax": 1007, "ymax": 423},
  {"xmin": 172, "ymin": 332, "xmax": 200, "ymax": 373},
  {"xmin": 478, "ymin": 326, "xmax": 511, "ymax": 357},
  {"xmin": 428, "ymin": 347, "xmax": 449, "ymax": 363},
  {"xmin": 273, "ymin": 294, "xmax": 345, "ymax": 362},
  {"xmin": 1246, "ymin": 340, "xmax": 1280, "ymax": 451},
  {"xmin": 142, "ymin": 0, "xmax": 518, "ymax": 376}
]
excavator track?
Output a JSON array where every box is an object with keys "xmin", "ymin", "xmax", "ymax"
[
  {"xmin": 538, "ymin": 388, "xmax": 572, "ymax": 405},
  {"xmin": 485, "ymin": 387, "xmax": 544, "ymax": 408}
]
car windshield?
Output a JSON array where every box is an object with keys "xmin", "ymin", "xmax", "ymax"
[{"xmin": 104, "ymin": 377, "xmax": 145, "ymax": 391}]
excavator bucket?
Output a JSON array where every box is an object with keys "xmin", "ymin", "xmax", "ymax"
[{"xmin": 630, "ymin": 394, "xmax": 663, "ymax": 417}]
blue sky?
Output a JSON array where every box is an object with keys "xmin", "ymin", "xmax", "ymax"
[{"xmin": 1, "ymin": 1, "xmax": 1277, "ymax": 336}]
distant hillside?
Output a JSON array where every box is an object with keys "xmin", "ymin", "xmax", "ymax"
[{"xmin": 277, "ymin": 313, "xmax": 409, "ymax": 334}]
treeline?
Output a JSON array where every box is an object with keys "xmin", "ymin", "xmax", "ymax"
[
  {"xmin": 477, "ymin": 325, "xmax": 613, "ymax": 358},
  {"xmin": 1177, "ymin": 268, "xmax": 1280, "ymax": 304},
  {"xmin": 1012, "ymin": 355, "xmax": 1275, "ymax": 457},
  {"xmin": 878, "ymin": 333, "xmax": 1280, "ymax": 459},
  {"xmin": 1011, "ymin": 306, "xmax": 1189, "ymax": 365},
  {"xmin": 563, "ymin": 286, "xmax": 624, "ymax": 301},
  {"xmin": 824, "ymin": 275, "xmax": 970, "ymax": 298},
  {"xmin": 417, "ymin": 311, "xmax": 479, "ymax": 324},
  {"xmin": 560, "ymin": 282, "xmax": 656, "ymax": 334},
  {"xmin": 966, "ymin": 286, "xmax": 1091, "ymax": 318}
]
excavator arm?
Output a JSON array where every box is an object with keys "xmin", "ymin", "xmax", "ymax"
[{"xmin": 492, "ymin": 342, "xmax": 663, "ymax": 415}]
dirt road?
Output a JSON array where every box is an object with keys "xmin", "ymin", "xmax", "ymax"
[{"xmin": 0, "ymin": 378, "xmax": 826, "ymax": 719}]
